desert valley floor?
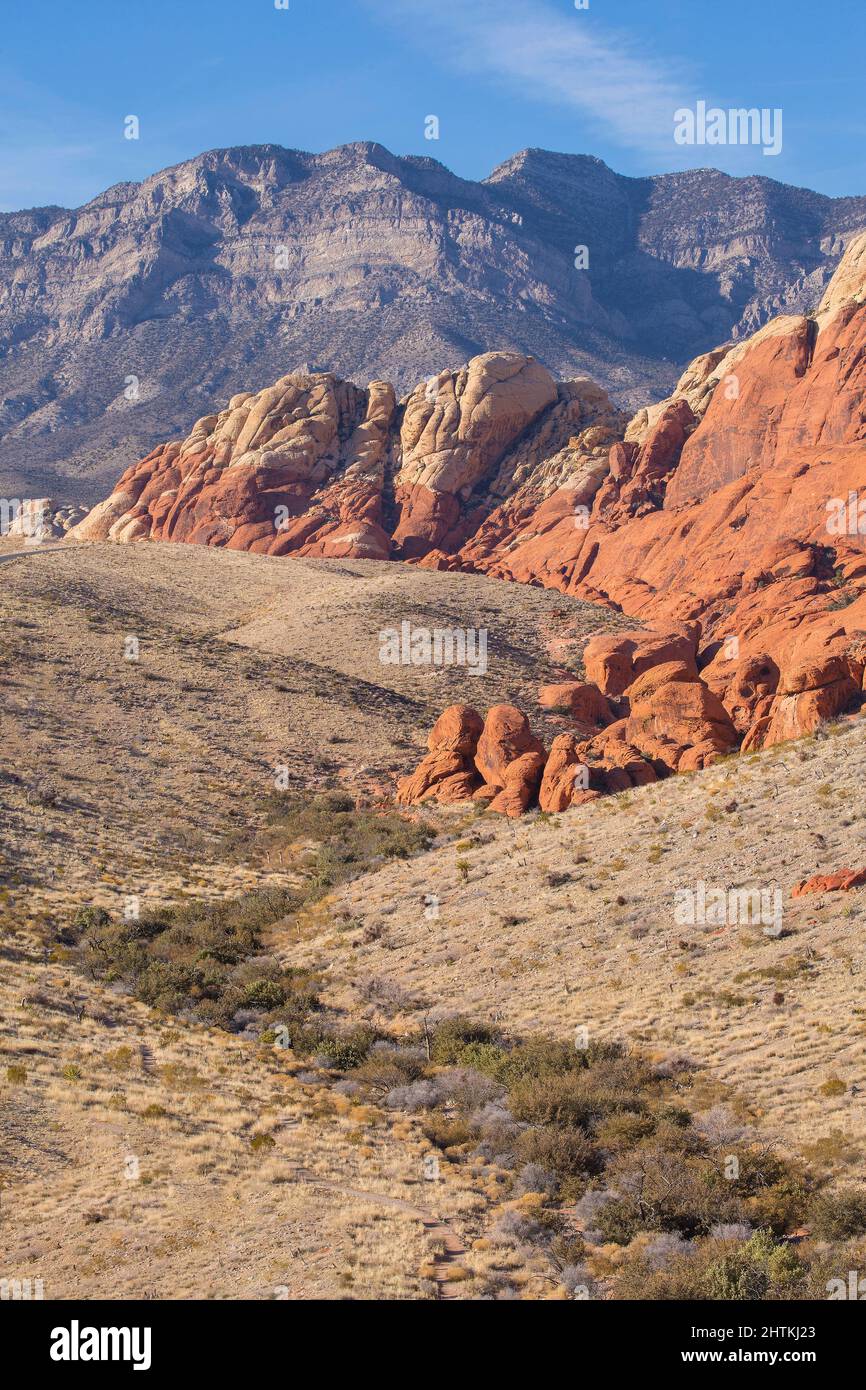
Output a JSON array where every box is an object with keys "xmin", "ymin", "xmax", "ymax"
[{"xmin": 1, "ymin": 539, "xmax": 865, "ymax": 1299}]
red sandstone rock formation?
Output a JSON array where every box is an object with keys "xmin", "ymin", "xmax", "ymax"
[
  {"xmin": 792, "ymin": 868, "xmax": 866, "ymax": 897},
  {"xmin": 395, "ymin": 628, "xmax": 739, "ymax": 815},
  {"xmin": 70, "ymin": 232, "xmax": 866, "ymax": 762},
  {"xmin": 395, "ymin": 705, "xmax": 483, "ymax": 806},
  {"xmin": 538, "ymin": 734, "xmax": 598, "ymax": 813},
  {"xmin": 537, "ymin": 681, "xmax": 613, "ymax": 731},
  {"xmin": 473, "ymin": 704, "xmax": 545, "ymax": 804}
]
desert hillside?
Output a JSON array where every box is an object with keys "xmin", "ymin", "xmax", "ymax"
[
  {"xmin": 0, "ymin": 539, "xmax": 627, "ymax": 918},
  {"xmin": 3, "ymin": 540, "xmax": 866, "ymax": 1301},
  {"xmin": 0, "ymin": 541, "xmax": 626, "ymax": 1300},
  {"xmin": 3, "ymin": 182, "xmax": 865, "ymax": 1311},
  {"xmin": 66, "ymin": 232, "xmax": 866, "ymax": 796},
  {"xmin": 283, "ymin": 717, "xmax": 866, "ymax": 1166}
]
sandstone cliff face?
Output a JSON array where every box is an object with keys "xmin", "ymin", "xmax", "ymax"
[
  {"xmin": 71, "ymin": 373, "xmax": 397, "ymax": 559},
  {"xmin": 4, "ymin": 142, "xmax": 866, "ymax": 502},
  {"xmin": 392, "ymin": 354, "xmax": 558, "ymax": 558},
  {"xmin": 69, "ymin": 351, "xmax": 623, "ymax": 567},
  {"xmin": 71, "ymin": 233, "xmax": 866, "ymax": 781},
  {"xmin": 450, "ymin": 234, "xmax": 866, "ymax": 765}
]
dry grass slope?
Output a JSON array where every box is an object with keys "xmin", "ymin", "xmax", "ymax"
[{"xmin": 280, "ymin": 721, "xmax": 866, "ymax": 1175}]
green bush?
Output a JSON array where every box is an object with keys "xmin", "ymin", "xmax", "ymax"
[
  {"xmin": 430, "ymin": 1017, "xmax": 502, "ymax": 1065},
  {"xmin": 314, "ymin": 1028, "xmax": 379, "ymax": 1070},
  {"xmin": 704, "ymin": 1250, "xmax": 769, "ymax": 1300},
  {"xmin": 809, "ymin": 1188, "xmax": 866, "ymax": 1240},
  {"xmin": 517, "ymin": 1124, "xmax": 602, "ymax": 1181}
]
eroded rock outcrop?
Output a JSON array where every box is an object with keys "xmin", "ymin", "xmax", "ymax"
[
  {"xmin": 397, "ymin": 626, "xmax": 738, "ymax": 815},
  {"xmin": 69, "ymin": 352, "xmax": 622, "ymax": 568},
  {"xmin": 537, "ymin": 681, "xmax": 613, "ymax": 732},
  {"xmin": 792, "ymin": 868, "xmax": 866, "ymax": 897},
  {"xmin": 395, "ymin": 705, "xmax": 484, "ymax": 806},
  {"xmin": 70, "ymin": 374, "xmax": 398, "ymax": 559},
  {"xmin": 392, "ymin": 354, "xmax": 558, "ymax": 559},
  {"xmin": 449, "ymin": 232, "xmax": 866, "ymax": 750},
  {"xmin": 71, "ymin": 232, "xmax": 866, "ymax": 764}
]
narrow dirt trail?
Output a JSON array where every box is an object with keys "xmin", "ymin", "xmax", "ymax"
[
  {"xmin": 282, "ymin": 1159, "xmax": 469, "ymax": 1300},
  {"xmin": 0, "ymin": 541, "xmax": 88, "ymax": 565}
]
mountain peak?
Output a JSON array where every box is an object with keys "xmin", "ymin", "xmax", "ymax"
[{"xmin": 2, "ymin": 142, "xmax": 865, "ymax": 504}]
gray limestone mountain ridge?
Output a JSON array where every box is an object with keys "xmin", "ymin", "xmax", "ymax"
[{"xmin": 1, "ymin": 139, "xmax": 865, "ymax": 504}]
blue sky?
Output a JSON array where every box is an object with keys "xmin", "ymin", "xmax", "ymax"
[{"xmin": 1, "ymin": 0, "xmax": 863, "ymax": 210}]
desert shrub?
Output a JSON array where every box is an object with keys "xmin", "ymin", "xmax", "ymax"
[
  {"xmin": 72, "ymin": 793, "xmax": 434, "ymax": 1032},
  {"xmin": 235, "ymin": 978, "xmax": 287, "ymax": 1011},
  {"xmin": 548, "ymin": 1233, "xmax": 587, "ymax": 1272},
  {"xmin": 613, "ymin": 1226, "xmax": 805, "ymax": 1301},
  {"xmin": 511, "ymin": 1162, "xmax": 559, "ymax": 1197},
  {"xmin": 66, "ymin": 905, "xmax": 111, "ymax": 942},
  {"xmin": 516, "ymin": 1124, "xmax": 602, "ymax": 1182},
  {"xmin": 386, "ymin": 1080, "xmax": 442, "ymax": 1111},
  {"xmin": 819, "ymin": 1076, "xmax": 847, "ymax": 1097},
  {"xmin": 710, "ymin": 1223, "xmax": 752, "ymax": 1242},
  {"xmin": 808, "ymin": 1188, "xmax": 866, "ymax": 1240},
  {"xmin": 250, "ymin": 1133, "xmax": 276, "ymax": 1153},
  {"xmin": 559, "ymin": 1264, "xmax": 596, "ymax": 1298},
  {"xmin": 742, "ymin": 1167, "xmax": 814, "ymax": 1235},
  {"xmin": 437, "ymin": 1066, "xmax": 504, "ymax": 1115},
  {"xmin": 509, "ymin": 1071, "xmax": 648, "ymax": 1131},
  {"xmin": 594, "ymin": 1142, "xmax": 748, "ymax": 1244},
  {"xmin": 254, "ymin": 793, "xmax": 436, "ymax": 893},
  {"xmin": 314, "ymin": 1027, "xmax": 379, "ymax": 1071},
  {"xmin": 104, "ymin": 1046, "xmax": 134, "ymax": 1072},
  {"xmin": 490, "ymin": 1037, "xmax": 603, "ymax": 1087},
  {"xmin": 642, "ymin": 1232, "xmax": 695, "ymax": 1270},
  {"xmin": 470, "ymin": 1100, "xmax": 524, "ymax": 1164},
  {"xmin": 491, "ymin": 1208, "xmax": 544, "ymax": 1246},
  {"xmin": 352, "ymin": 1042, "xmax": 427, "ymax": 1092},
  {"xmin": 76, "ymin": 888, "xmax": 322, "ymax": 1029},
  {"xmin": 430, "ymin": 1017, "xmax": 502, "ymax": 1065},
  {"xmin": 420, "ymin": 1112, "xmax": 474, "ymax": 1149},
  {"xmin": 765, "ymin": 1243, "xmax": 806, "ymax": 1288},
  {"xmin": 703, "ymin": 1240, "xmax": 777, "ymax": 1301},
  {"xmin": 354, "ymin": 975, "xmax": 417, "ymax": 1015},
  {"xmin": 447, "ymin": 1041, "xmax": 509, "ymax": 1074},
  {"xmin": 594, "ymin": 1110, "xmax": 656, "ymax": 1151}
]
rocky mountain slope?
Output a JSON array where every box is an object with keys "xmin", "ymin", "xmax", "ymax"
[
  {"xmin": 3, "ymin": 142, "xmax": 866, "ymax": 501},
  {"xmin": 69, "ymin": 231, "xmax": 866, "ymax": 781}
]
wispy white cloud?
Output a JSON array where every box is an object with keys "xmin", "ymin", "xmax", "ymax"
[{"xmin": 365, "ymin": 0, "xmax": 694, "ymax": 157}]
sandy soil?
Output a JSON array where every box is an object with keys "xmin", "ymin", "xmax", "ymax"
[
  {"xmin": 0, "ymin": 540, "xmax": 626, "ymax": 922},
  {"xmin": 0, "ymin": 539, "xmax": 628, "ymax": 1300},
  {"xmin": 4, "ymin": 537, "xmax": 863, "ymax": 1299},
  {"xmin": 280, "ymin": 720, "xmax": 866, "ymax": 1175}
]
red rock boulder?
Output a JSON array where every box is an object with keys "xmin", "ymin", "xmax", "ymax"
[
  {"xmin": 395, "ymin": 704, "xmax": 483, "ymax": 805},
  {"xmin": 583, "ymin": 627, "xmax": 700, "ymax": 699},
  {"xmin": 488, "ymin": 750, "xmax": 547, "ymax": 819},
  {"xmin": 538, "ymin": 681, "xmax": 613, "ymax": 731},
  {"xmin": 792, "ymin": 868, "xmax": 866, "ymax": 897},
  {"xmin": 474, "ymin": 704, "xmax": 545, "ymax": 790},
  {"xmin": 625, "ymin": 676, "xmax": 739, "ymax": 772},
  {"xmin": 538, "ymin": 734, "xmax": 598, "ymax": 812}
]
